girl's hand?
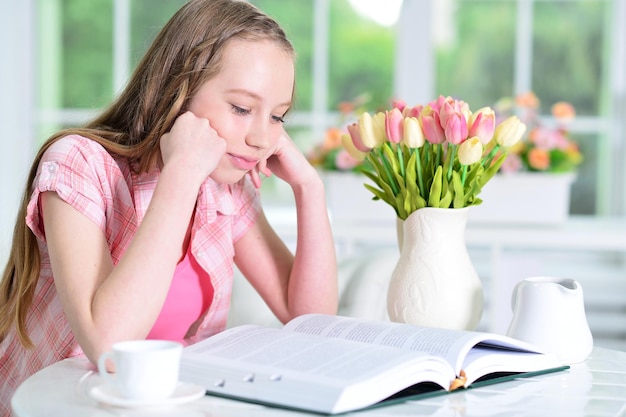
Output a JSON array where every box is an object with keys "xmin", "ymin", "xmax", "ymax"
[
  {"xmin": 160, "ymin": 111, "xmax": 226, "ymax": 185},
  {"xmin": 250, "ymin": 130, "xmax": 316, "ymax": 189}
]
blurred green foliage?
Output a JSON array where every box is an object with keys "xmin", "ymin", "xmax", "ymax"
[
  {"xmin": 55, "ymin": 0, "xmax": 606, "ymax": 116},
  {"xmin": 44, "ymin": 0, "xmax": 610, "ymax": 215},
  {"xmin": 61, "ymin": 0, "xmax": 112, "ymax": 108}
]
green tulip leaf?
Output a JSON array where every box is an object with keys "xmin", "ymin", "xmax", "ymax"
[
  {"xmin": 439, "ymin": 187, "xmax": 453, "ymax": 208},
  {"xmin": 453, "ymin": 171, "xmax": 465, "ymax": 208},
  {"xmin": 428, "ymin": 166, "xmax": 443, "ymax": 208}
]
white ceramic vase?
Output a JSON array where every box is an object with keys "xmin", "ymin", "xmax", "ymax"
[{"xmin": 387, "ymin": 207, "xmax": 483, "ymax": 330}]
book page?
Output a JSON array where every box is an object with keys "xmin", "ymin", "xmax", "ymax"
[
  {"xmin": 184, "ymin": 324, "xmax": 451, "ymax": 383},
  {"xmin": 181, "ymin": 324, "xmax": 454, "ymax": 414},
  {"xmin": 460, "ymin": 346, "xmax": 561, "ymax": 386},
  {"xmin": 284, "ymin": 314, "xmax": 545, "ymax": 373}
]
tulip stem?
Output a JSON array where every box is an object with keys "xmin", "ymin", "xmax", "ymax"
[
  {"xmin": 447, "ymin": 145, "xmax": 457, "ymax": 182},
  {"xmin": 484, "ymin": 144, "xmax": 502, "ymax": 168},
  {"xmin": 378, "ymin": 147, "xmax": 398, "ymax": 195},
  {"xmin": 397, "ymin": 145, "xmax": 405, "ymax": 179},
  {"xmin": 435, "ymin": 144, "xmax": 442, "ymax": 174},
  {"xmin": 414, "ymin": 148, "xmax": 426, "ymax": 200},
  {"xmin": 461, "ymin": 165, "xmax": 468, "ymax": 186}
]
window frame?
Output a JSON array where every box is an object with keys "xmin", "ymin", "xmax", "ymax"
[{"xmin": 3, "ymin": 0, "xmax": 626, "ymax": 216}]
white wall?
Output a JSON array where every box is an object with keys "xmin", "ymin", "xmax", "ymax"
[{"xmin": 0, "ymin": 1, "xmax": 37, "ymax": 267}]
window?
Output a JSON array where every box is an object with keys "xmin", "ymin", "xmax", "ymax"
[
  {"xmin": 399, "ymin": 0, "xmax": 626, "ymax": 215},
  {"xmin": 12, "ymin": 0, "xmax": 626, "ymax": 216}
]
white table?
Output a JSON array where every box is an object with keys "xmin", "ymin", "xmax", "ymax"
[{"xmin": 12, "ymin": 347, "xmax": 626, "ymax": 417}]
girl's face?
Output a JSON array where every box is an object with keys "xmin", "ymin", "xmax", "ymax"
[{"xmin": 187, "ymin": 38, "xmax": 294, "ymax": 184}]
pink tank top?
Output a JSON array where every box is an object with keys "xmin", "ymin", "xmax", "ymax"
[{"xmin": 147, "ymin": 246, "xmax": 213, "ymax": 340}]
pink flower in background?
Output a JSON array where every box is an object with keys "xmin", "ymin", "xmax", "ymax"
[
  {"xmin": 500, "ymin": 153, "xmax": 523, "ymax": 173},
  {"xmin": 334, "ymin": 149, "xmax": 360, "ymax": 170},
  {"xmin": 495, "ymin": 91, "xmax": 583, "ymax": 173},
  {"xmin": 530, "ymin": 127, "xmax": 569, "ymax": 150}
]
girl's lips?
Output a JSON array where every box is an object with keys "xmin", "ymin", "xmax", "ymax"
[{"xmin": 228, "ymin": 153, "xmax": 259, "ymax": 171}]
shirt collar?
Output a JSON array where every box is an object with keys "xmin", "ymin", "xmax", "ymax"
[{"xmin": 197, "ymin": 177, "xmax": 236, "ymax": 223}]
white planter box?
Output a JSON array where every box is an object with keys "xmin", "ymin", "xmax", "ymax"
[
  {"xmin": 321, "ymin": 171, "xmax": 396, "ymax": 224},
  {"xmin": 468, "ymin": 172, "xmax": 576, "ymax": 225}
]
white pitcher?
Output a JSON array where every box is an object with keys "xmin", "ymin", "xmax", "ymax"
[{"xmin": 506, "ymin": 276, "xmax": 593, "ymax": 364}]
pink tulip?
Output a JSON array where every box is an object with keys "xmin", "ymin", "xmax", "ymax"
[
  {"xmin": 443, "ymin": 112, "xmax": 468, "ymax": 145},
  {"xmin": 347, "ymin": 122, "xmax": 370, "ymax": 152},
  {"xmin": 402, "ymin": 104, "xmax": 423, "ymax": 119},
  {"xmin": 392, "ymin": 99, "xmax": 407, "ymax": 112},
  {"xmin": 429, "ymin": 95, "xmax": 448, "ymax": 112},
  {"xmin": 440, "ymin": 100, "xmax": 470, "ymax": 127},
  {"xmin": 385, "ymin": 108, "xmax": 404, "ymax": 143},
  {"xmin": 420, "ymin": 107, "xmax": 446, "ymax": 144},
  {"xmin": 468, "ymin": 107, "xmax": 496, "ymax": 145}
]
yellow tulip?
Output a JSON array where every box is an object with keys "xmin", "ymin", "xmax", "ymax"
[
  {"xmin": 372, "ymin": 111, "xmax": 387, "ymax": 146},
  {"xmin": 402, "ymin": 116, "xmax": 425, "ymax": 148},
  {"xmin": 357, "ymin": 112, "xmax": 377, "ymax": 148},
  {"xmin": 494, "ymin": 115, "xmax": 526, "ymax": 147},
  {"xmin": 340, "ymin": 133, "xmax": 368, "ymax": 161},
  {"xmin": 458, "ymin": 137, "xmax": 483, "ymax": 165}
]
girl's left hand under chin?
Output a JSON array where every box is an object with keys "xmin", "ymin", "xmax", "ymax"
[
  {"xmin": 249, "ymin": 162, "xmax": 272, "ymax": 189},
  {"xmin": 248, "ymin": 130, "xmax": 316, "ymax": 189}
]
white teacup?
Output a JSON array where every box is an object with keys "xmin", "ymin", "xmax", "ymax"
[{"xmin": 97, "ymin": 340, "xmax": 183, "ymax": 401}]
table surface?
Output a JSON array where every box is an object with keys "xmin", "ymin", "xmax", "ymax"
[{"xmin": 11, "ymin": 347, "xmax": 626, "ymax": 417}]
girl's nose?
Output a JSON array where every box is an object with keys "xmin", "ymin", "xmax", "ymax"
[{"xmin": 246, "ymin": 118, "xmax": 272, "ymax": 149}]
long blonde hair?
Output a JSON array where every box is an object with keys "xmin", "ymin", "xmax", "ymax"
[{"xmin": 0, "ymin": 0, "xmax": 294, "ymax": 348}]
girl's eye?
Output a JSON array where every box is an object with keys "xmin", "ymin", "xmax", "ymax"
[
  {"xmin": 272, "ymin": 115, "xmax": 286, "ymax": 124},
  {"xmin": 231, "ymin": 105, "xmax": 250, "ymax": 116}
]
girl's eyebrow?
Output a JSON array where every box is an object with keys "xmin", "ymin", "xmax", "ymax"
[{"xmin": 226, "ymin": 88, "xmax": 292, "ymax": 108}]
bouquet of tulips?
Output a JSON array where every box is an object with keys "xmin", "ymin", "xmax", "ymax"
[{"xmin": 341, "ymin": 95, "xmax": 527, "ymax": 220}]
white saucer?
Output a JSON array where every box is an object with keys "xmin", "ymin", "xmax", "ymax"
[{"xmin": 89, "ymin": 382, "xmax": 205, "ymax": 408}]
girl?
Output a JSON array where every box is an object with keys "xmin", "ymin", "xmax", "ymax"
[{"xmin": 0, "ymin": 0, "xmax": 338, "ymax": 411}]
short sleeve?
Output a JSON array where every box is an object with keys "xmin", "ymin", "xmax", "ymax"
[{"xmin": 26, "ymin": 136, "xmax": 115, "ymax": 241}]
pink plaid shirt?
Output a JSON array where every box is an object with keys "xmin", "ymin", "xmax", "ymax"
[{"xmin": 0, "ymin": 135, "xmax": 260, "ymax": 413}]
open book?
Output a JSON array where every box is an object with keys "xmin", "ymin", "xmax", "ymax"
[{"xmin": 180, "ymin": 314, "xmax": 566, "ymax": 415}]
